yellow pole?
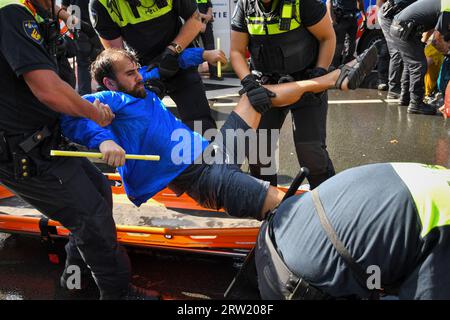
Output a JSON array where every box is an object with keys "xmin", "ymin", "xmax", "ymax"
[
  {"xmin": 217, "ymin": 37, "xmax": 222, "ymax": 79},
  {"xmin": 50, "ymin": 150, "xmax": 160, "ymax": 161}
]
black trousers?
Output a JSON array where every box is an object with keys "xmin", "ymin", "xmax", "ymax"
[
  {"xmin": 0, "ymin": 156, "xmax": 131, "ymax": 299},
  {"xmin": 76, "ymin": 33, "xmax": 103, "ymax": 95},
  {"xmin": 199, "ymin": 22, "xmax": 217, "ymax": 77},
  {"xmin": 166, "ymin": 67, "xmax": 217, "ymax": 135},
  {"xmin": 378, "ymin": 10, "xmax": 409, "ymax": 96},
  {"xmin": 390, "ymin": 24, "xmax": 426, "ymax": 103},
  {"xmin": 332, "ymin": 16, "xmax": 358, "ymax": 68},
  {"xmin": 249, "ymin": 90, "xmax": 335, "ymax": 189}
]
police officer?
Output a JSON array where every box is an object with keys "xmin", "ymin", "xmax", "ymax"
[
  {"xmin": 0, "ymin": 0, "xmax": 157, "ymax": 299},
  {"xmin": 255, "ymin": 163, "xmax": 450, "ymax": 299},
  {"xmin": 377, "ymin": 0, "xmax": 416, "ymax": 104},
  {"xmin": 60, "ymin": 0, "xmax": 103, "ymax": 95},
  {"xmin": 197, "ymin": 0, "xmax": 221, "ymax": 80},
  {"xmin": 328, "ymin": 0, "xmax": 366, "ymax": 68},
  {"xmin": 231, "ymin": 0, "xmax": 336, "ymax": 188},
  {"xmin": 390, "ymin": 0, "xmax": 445, "ymax": 115},
  {"xmin": 90, "ymin": 0, "xmax": 216, "ymax": 134}
]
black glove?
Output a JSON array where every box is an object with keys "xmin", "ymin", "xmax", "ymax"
[
  {"xmin": 296, "ymin": 67, "xmax": 329, "ymax": 107},
  {"xmin": 80, "ymin": 20, "xmax": 97, "ymax": 39},
  {"xmin": 158, "ymin": 48, "xmax": 180, "ymax": 80},
  {"xmin": 144, "ymin": 78, "xmax": 166, "ymax": 99},
  {"xmin": 240, "ymin": 74, "xmax": 276, "ymax": 114}
]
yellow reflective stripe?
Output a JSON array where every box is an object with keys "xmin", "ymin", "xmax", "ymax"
[
  {"xmin": 391, "ymin": 163, "xmax": 450, "ymax": 237},
  {"xmin": 196, "ymin": 0, "xmax": 208, "ymax": 3},
  {"xmin": 247, "ymin": 19, "xmax": 301, "ymax": 35},
  {"xmin": 99, "ymin": 0, "xmax": 173, "ymax": 28},
  {"xmin": 0, "ymin": 0, "xmax": 43, "ymax": 21},
  {"xmin": 442, "ymin": 0, "xmax": 450, "ymax": 12},
  {"xmin": 281, "ymin": 3, "xmax": 293, "ymax": 19},
  {"xmin": 246, "ymin": 0, "xmax": 301, "ymax": 35}
]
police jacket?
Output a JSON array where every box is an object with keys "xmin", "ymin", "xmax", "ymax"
[
  {"xmin": 231, "ymin": 0, "xmax": 327, "ymax": 74},
  {"xmin": 90, "ymin": 0, "xmax": 199, "ymax": 64}
]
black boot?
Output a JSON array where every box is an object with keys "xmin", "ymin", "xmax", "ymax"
[{"xmin": 407, "ymin": 101, "xmax": 437, "ymax": 115}]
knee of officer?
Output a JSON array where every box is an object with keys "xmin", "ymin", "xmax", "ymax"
[{"xmin": 295, "ymin": 142, "xmax": 333, "ymax": 177}]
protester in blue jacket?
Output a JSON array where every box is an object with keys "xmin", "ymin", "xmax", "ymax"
[{"xmin": 61, "ymin": 46, "xmax": 377, "ymax": 219}]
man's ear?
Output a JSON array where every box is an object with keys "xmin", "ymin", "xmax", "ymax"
[{"xmin": 103, "ymin": 77, "xmax": 117, "ymax": 91}]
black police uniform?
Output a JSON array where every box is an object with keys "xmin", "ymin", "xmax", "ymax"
[
  {"xmin": 390, "ymin": 0, "xmax": 443, "ymax": 114},
  {"xmin": 90, "ymin": 0, "xmax": 217, "ymax": 134},
  {"xmin": 231, "ymin": 0, "xmax": 335, "ymax": 188},
  {"xmin": 331, "ymin": 0, "xmax": 360, "ymax": 67},
  {"xmin": 197, "ymin": 0, "xmax": 218, "ymax": 78},
  {"xmin": 62, "ymin": 0, "xmax": 103, "ymax": 95},
  {"xmin": 0, "ymin": 0, "xmax": 131, "ymax": 299},
  {"xmin": 378, "ymin": 0, "xmax": 416, "ymax": 100}
]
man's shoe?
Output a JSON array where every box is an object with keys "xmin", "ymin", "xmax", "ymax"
[
  {"xmin": 407, "ymin": 101, "xmax": 437, "ymax": 115},
  {"xmin": 121, "ymin": 284, "xmax": 161, "ymax": 300},
  {"xmin": 378, "ymin": 83, "xmax": 388, "ymax": 91},
  {"xmin": 386, "ymin": 91, "xmax": 400, "ymax": 99},
  {"xmin": 399, "ymin": 98, "xmax": 410, "ymax": 106}
]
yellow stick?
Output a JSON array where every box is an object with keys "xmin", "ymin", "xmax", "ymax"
[
  {"xmin": 217, "ymin": 37, "xmax": 222, "ymax": 78},
  {"xmin": 50, "ymin": 150, "xmax": 160, "ymax": 161}
]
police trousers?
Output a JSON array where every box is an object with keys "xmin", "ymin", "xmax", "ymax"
[
  {"xmin": 199, "ymin": 22, "xmax": 218, "ymax": 77},
  {"xmin": 332, "ymin": 16, "xmax": 358, "ymax": 68},
  {"xmin": 166, "ymin": 67, "xmax": 217, "ymax": 135},
  {"xmin": 390, "ymin": 24, "xmax": 426, "ymax": 103},
  {"xmin": 249, "ymin": 91, "xmax": 335, "ymax": 189},
  {"xmin": 0, "ymin": 156, "xmax": 131, "ymax": 299},
  {"xmin": 378, "ymin": 10, "xmax": 409, "ymax": 96}
]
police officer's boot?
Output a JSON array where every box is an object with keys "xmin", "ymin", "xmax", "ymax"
[{"xmin": 407, "ymin": 100, "xmax": 437, "ymax": 115}]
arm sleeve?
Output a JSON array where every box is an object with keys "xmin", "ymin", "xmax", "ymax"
[
  {"xmin": 60, "ymin": 95, "xmax": 117, "ymax": 149},
  {"xmin": 436, "ymin": 12, "xmax": 450, "ymax": 41},
  {"xmin": 300, "ymin": 0, "xmax": 327, "ymax": 27},
  {"xmin": 172, "ymin": 0, "xmax": 199, "ymax": 21},
  {"xmin": 139, "ymin": 48, "xmax": 205, "ymax": 80},
  {"xmin": 0, "ymin": 5, "xmax": 57, "ymax": 76},
  {"xmin": 89, "ymin": 0, "xmax": 121, "ymax": 40},
  {"xmin": 231, "ymin": 0, "xmax": 248, "ymax": 33}
]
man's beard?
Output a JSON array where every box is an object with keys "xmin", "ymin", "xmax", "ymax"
[{"xmin": 118, "ymin": 82, "xmax": 147, "ymax": 99}]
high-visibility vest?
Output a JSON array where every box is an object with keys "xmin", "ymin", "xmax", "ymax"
[
  {"xmin": 391, "ymin": 163, "xmax": 450, "ymax": 238},
  {"xmin": 0, "ymin": 0, "xmax": 43, "ymax": 21},
  {"xmin": 242, "ymin": 0, "xmax": 319, "ymax": 74},
  {"xmin": 196, "ymin": 0, "xmax": 208, "ymax": 4},
  {"xmin": 97, "ymin": 0, "xmax": 173, "ymax": 28}
]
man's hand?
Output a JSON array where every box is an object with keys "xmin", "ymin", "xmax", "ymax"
[
  {"xmin": 240, "ymin": 74, "xmax": 276, "ymax": 114},
  {"xmin": 91, "ymin": 99, "xmax": 115, "ymax": 127},
  {"xmin": 203, "ymin": 49, "xmax": 227, "ymax": 66},
  {"xmin": 159, "ymin": 47, "xmax": 180, "ymax": 80},
  {"xmin": 200, "ymin": 23, "xmax": 207, "ymax": 33},
  {"xmin": 99, "ymin": 140, "xmax": 126, "ymax": 167}
]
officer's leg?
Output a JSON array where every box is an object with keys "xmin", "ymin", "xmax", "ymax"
[
  {"xmin": 344, "ymin": 17, "xmax": 358, "ymax": 64},
  {"xmin": 168, "ymin": 68, "xmax": 217, "ymax": 135},
  {"xmin": 332, "ymin": 22, "xmax": 347, "ymax": 68},
  {"xmin": 402, "ymin": 38, "xmax": 427, "ymax": 103},
  {"xmin": 76, "ymin": 36, "xmax": 94, "ymax": 95},
  {"xmin": 291, "ymin": 92, "xmax": 334, "ymax": 189},
  {"xmin": 399, "ymin": 226, "xmax": 450, "ymax": 299},
  {"xmin": 378, "ymin": 13, "xmax": 403, "ymax": 94},
  {"xmin": 0, "ymin": 158, "xmax": 131, "ymax": 299},
  {"xmin": 248, "ymin": 108, "xmax": 289, "ymax": 186},
  {"xmin": 202, "ymin": 23, "xmax": 218, "ymax": 78}
]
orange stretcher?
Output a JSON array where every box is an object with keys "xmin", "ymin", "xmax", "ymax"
[{"xmin": 0, "ymin": 173, "xmax": 303, "ymax": 258}]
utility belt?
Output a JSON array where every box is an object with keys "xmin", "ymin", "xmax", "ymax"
[
  {"xmin": 391, "ymin": 19, "xmax": 425, "ymax": 41},
  {"xmin": 381, "ymin": 0, "xmax": 406, "ymax": 20},
  {"xmin": 0, "ymin": 126, "xmax": 63, "ymax": 180},
  {"xmin": 258, "ymin": 218, "xmax": 331, "ymax": 300},
  {"xmin": 252, "ymin": 70, "xmax": 297, "ymax": 85}
]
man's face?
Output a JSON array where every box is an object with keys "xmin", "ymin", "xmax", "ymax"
[{"xmin": 111, "ymin": 56, "xmax": 146, "ymax": 99}]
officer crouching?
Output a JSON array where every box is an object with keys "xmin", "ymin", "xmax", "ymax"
[{"xmin": 0, "ymin": 0, "xmax": 157, "ymax": 299}]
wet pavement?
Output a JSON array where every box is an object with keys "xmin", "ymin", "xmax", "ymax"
[{"xmin": 0, "ymin": 77, "xmax": 449, "ymax": 300}]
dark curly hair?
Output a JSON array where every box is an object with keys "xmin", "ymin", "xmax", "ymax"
[{"xmin": 90, "ymin": 48, "xmax": 140, "ymax": 87}]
